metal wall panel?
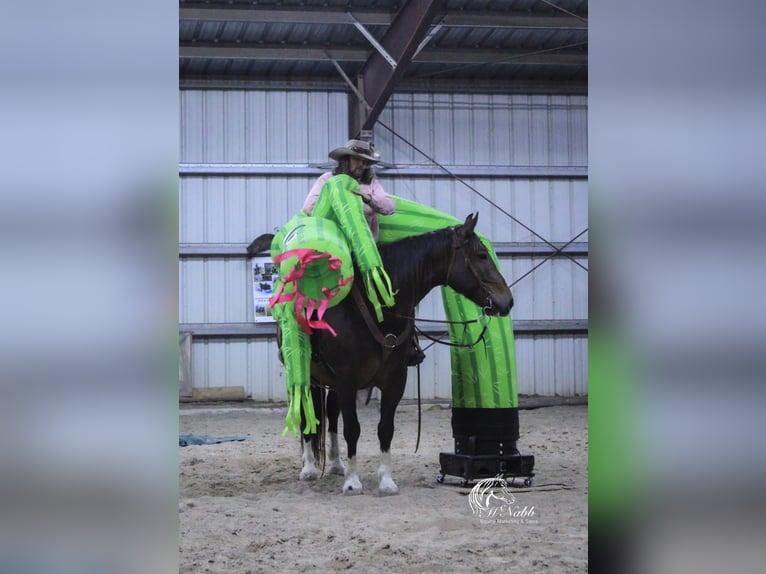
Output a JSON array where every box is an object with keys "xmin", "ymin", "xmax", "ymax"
[
  {"xmin": 375, "ymin": 94, "xmax": 587, "ymax": 166},
  {"xmin": 514, "ymin": 335, "xmax": 588, "ymax": 396},
  {"xmin": 180, "ymin": 89, "xmax": 587, "ymax": 398},
  {"xmin": 180, "ymin": 90, "xmax": 348, "ymax": 163},
  {"xmin": 381, "ymin": 177, "xmax": 587, "ymax": 324},
  {"xmin": 189, "ymin": 338, "xmax": 286, "ymax": 401},
  {"xmin": 179, "ymin": 175, "xmax": 318, "ymax": 244}
]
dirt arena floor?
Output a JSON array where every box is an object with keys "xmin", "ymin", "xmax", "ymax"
[{"xmin": 179, "ymin": 400, "xmax": 587, "ymax": 573}]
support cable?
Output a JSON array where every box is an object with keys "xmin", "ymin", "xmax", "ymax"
[
  {"xmin": 509, "ymin": 227, "xmax": 589, "ymax": 289},
  {"xmin": 375, "ymin": 119, "xmax": 588, "ymax": 273},
  {"xmin": 537, "ymin": 0, "xmax": 588, "ymax": 24}
]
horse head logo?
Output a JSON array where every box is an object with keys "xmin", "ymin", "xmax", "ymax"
[{"xmin": 468, "ymin": 477, "xmax": 515, "ymax": 519}]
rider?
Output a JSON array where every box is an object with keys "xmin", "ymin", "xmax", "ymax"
[
  {"xmin": 303, "ymin": 139, "xmax": 424, "ymax": 366},
  {"xmin": 302, "ymin": 139, "xmax": 394, "ymax": 241}
]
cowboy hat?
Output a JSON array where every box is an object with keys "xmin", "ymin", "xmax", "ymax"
[{"xmin": 328, "ymin": 139, "xmax": 381, "ymax": 164}]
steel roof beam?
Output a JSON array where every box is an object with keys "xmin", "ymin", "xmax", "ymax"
[
  {"xmin": 352, "ymin": 0, "xmax": 448, "ymax": 134},
  {"xmin": 180, "ymin": 44, "xmax": 586, "ymax": 67},
  {"xmin": 179, "ymin": 77, "xmax": 588, "ymax": 95},
  {"xmin": 180, "ymin": 45, "xmax": 371, "ymax": 62},
  {"xmin": 347, "ymin": 12, "xmax": 398, "ymax": 69},
  {"xmin": 179, "ymin": 6, "xmax": 586, "ymax": 30},
  {"xmin": 180, "ymin": 7, "xmax": 393, "ymax": 25}
]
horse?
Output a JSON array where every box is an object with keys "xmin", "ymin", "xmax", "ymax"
[{"xmin": 248, "ymin": 213, "xmax": 512, "ymax": 495}]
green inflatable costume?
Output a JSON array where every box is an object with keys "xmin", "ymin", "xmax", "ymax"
[
  {"xmin": 377, "ymin": 196, "xmax": 518, "ymax": 409},
  {"xmin": 270, "ymin": 176, "xmax": 521, "ymax": 449},
  {"xmin": 269, "ymin": 175, "xmax": 395, "ymax": 436},
  {"xmin": 378, "ymin": 196, "xmax": 528, "ymax": 480}
]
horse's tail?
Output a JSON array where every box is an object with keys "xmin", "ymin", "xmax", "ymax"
[{"xmin": 246, "ymin": 233, "xmax": 275, "ymax": 258}]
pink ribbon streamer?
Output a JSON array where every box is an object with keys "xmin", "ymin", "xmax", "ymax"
[{"xmin": 268, "ymin": 248, "xmax": 353, "ymax": 336}]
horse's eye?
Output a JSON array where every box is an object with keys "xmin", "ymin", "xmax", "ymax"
[{"xmin": 477, "ymin": 252, "xmax": 489, "ymax": 261}]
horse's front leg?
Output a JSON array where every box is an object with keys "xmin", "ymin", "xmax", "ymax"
[
  {"xmin": 338, "ymin": 385, "xmax": 363, "ymax": 495},
  {"xmin": 300, "ymin": 435, "xmax": 319, "ymax": 481},
  {"xmin": 300, "ymin": 386, "xmax": 324, "ymax": 481},
  {"xmin": 326, "ymin": 390, "xmax": 346, "ymax": 476},
  {"xmin": 376, "ymin": 369, "xmax": 407, "ymax": 495}
]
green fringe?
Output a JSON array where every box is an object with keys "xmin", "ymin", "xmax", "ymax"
[
  {"xmin": 363, "ymin": 267, "xmax": 397, "ymax": 322},
  {"xmin": 272, "ymin": 301, "xmax": 319, "ymax": 437},
  {"xmin": 282, "ymin": 383, "xmax": 319, "ymax": 437}
]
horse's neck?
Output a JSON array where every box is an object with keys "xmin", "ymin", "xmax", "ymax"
[{"xmin": 381, "ymin": 231, "xmax": 452, "ymax": 311}]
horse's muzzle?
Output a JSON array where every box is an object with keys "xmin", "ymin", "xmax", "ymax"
[{"xmin": 485, "ymin": 291, "xmax": 513, "ymax": 316}]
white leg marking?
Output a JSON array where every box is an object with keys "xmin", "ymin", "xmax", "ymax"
[
  {"xmin": 377, "ymin": 451, "xmax": 399, "ymax": 495},
  {"xmin": 300, "ymin": 442, "xmax": 318, "ymax": 481},
  {"xmin": 327, "ymin": 432, "xmax": 346, "ymax": 476},
  {"xmin": 342, "ymin": 456, "xmax": 363, "ymax": 495}
]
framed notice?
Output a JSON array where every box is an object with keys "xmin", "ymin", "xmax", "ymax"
[{"xmin": 251, "ymin": 256, "xmax": 278, "ymax": 322}]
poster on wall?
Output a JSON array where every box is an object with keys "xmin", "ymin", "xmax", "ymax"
[{"xmin": 251, "ymin": 256, "xmax": 278, "ymax": 322}]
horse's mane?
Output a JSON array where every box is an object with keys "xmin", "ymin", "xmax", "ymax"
[{"xmin": 377, "ymin": 226, "xmax": 452, "ymax": 286}]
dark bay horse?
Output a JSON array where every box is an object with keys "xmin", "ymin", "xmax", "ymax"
[{"xmin": 248, "ymin": 213, "xmax": 512, "ymax": 495}]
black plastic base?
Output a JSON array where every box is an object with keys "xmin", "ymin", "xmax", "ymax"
[
  {"xmin": 438, "ymin": 452, "xmax": 535, "ymax": 484},
  {"xmin": 439, "ymin": 406, "xmax": 535, "ymax": 485}
]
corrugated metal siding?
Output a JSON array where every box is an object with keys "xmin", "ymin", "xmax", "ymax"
[
  {"xmin": 376, "ymin": 94, "xmax": 588, "ymax": 167},
  {"xmin": 179, "ymin": 89, "xmax": 587, "ymax": 398},
  {"xmin": 180, "ymin": 90, "xmax": 348, "ymax": 163},
  {"xmin": 189, "ymin": 338, "xmax": 286, "ymax": 401},
  {"xmin": 514, "ymin": 335, "xmax": 588, "ymax": 396}
]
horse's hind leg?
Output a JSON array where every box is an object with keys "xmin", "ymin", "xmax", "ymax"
[
  {"xmin": 300, "ymin": 386, "xmax": 324, "ymax": 481},
  {"xmin": 377, "ymin": 375, "xmax": 407, "ymax": 495},
  {"xmin": 325, "ymin": 390, "xmax": 346, "ymax": 476}
]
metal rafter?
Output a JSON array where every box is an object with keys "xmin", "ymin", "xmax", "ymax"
[
  {"xmin": 349, "ymin": 0, "xmax": 444, "ymax": 134},
  {"xmin": 179, "ymin": 77, "xmax": 587, "ymax": 95},
  {"xmin": 179, "ymin": 6, "xmax": 587, "ymax": 30},
  {"xmin": 179, "ymin": 44, "xmax": 586, "ymax": 66}
]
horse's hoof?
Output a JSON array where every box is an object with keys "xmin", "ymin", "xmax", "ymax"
[
  {"xmin": 300, "ymin": 467, "xmax": 318, "ymax": 481},
  {"xmin": 328, "ymin": 460, "xmax": 346, "ymax": 476},
  {"xmin": 378, "ymin": 476, "xmax": 399, "ymax": 495},
  {"xmin": 342, "ymin": 475, "xmax": 363, "ymax": 495}
]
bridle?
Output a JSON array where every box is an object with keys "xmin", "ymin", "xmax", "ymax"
[
  {"xmin": 444, "ymin": 227, "xmax": 496, "ymax": 316},
  {"xmin": 378, "ymin": 226, "xmax": 497, "ymax": 350}
]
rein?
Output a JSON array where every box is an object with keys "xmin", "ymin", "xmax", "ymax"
[
  {"xmin": 382, "ymin": 309, "xmax": 490, "ymax": 349},
  {"xmin": 416, "ymin": 323, "xmax": 489, "ymax": 349},
  {"xmin": 381, "ymin": 226, "xmax": 495, "ymax": 350}
]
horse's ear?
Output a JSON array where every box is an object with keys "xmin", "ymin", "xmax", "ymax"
[{"xmin": 461, "ymin": 213, "xmax": 478, "ymax": 235}]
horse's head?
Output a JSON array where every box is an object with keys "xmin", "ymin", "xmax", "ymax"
[{"xmin": 446, "ymin": 213, "xmax": 513, "ymax": 316}]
